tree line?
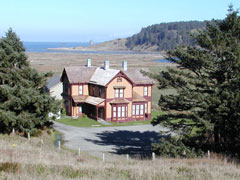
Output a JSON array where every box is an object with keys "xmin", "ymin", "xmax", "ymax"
[{"xmin": 126, "ymin": 21, "xmax": 207, "ymax": 51}]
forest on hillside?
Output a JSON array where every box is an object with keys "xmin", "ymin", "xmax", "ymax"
[{"xmin": 125, "ymin": 21, "xmax": 207, "ymax": 51}]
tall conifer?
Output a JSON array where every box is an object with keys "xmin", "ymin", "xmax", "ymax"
[
  {"xmin": 152, "ymin": 7, "xmax": 240, "ymax": 156},
  {"xmin": 0, "ymin": 29, "xmax": 59, "ymax": 134}
]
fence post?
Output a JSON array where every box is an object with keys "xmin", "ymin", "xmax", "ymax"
[
  {"xmin": 12, "ymin": 128, "xmax": 15, "ymax": 134},
  {"xmin": 41, "ymin": 139, "xmax": 44, "ymax": 145},
  {"xmin": 103, "ymin": 153, "xmax": 105, "ymax": 162},
  {"xmin": 207, "ymin": 150, "xmax": 210, "ymax": 159},
  {"xmin": 28, "ymin": 133, "xmax": 31, "ymax": 140},
  {"xmin": 126, "ymin": 154, "xmax": 129, "ymax": 161},
  {"xmin": 78, "ymin": 148, "xmax": 81, "ymax": 156},
  {"xmin": 58, "ymin": 140, "xmax": 61, "ymax": 150},
  {"xmin": 152, "ymin": 152, "xmax": 155, "ymax": 161}
]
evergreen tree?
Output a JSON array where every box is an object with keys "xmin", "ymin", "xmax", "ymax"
[
  {"xmin": 152, "ymin": 7, "xmax": 240, "ymax": 157},
  {"xmin": 126, "ymin": 21, "xmax": 207, "ymax": 51},
  {"xmin": 0, "ymin": 29, "xmax": 59, "ymax": 134}
]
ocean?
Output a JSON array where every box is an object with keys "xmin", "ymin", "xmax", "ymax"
[
  {"xmin": 23, "ymin": 42, "xmax": 89, "ymax": 53},
  {"xmin": 23, "ymin": 42, "xmax": 149, "ymax": 55}
]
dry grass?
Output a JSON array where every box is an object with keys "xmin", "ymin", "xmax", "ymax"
[
  {"xmin": 27, "ymin": 52, "xmax": 174, "ymax": 73},
  {"xmin": 0, "ymin": 132, "xmax": 239, "ymax": 180}
]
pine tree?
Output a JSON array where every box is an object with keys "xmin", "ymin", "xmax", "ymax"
[
  {"xmin": 0, "ymin": 29, "xmax": 60, "ymax": 134},
  {"xmin": 152, "ymin": 7, "xmax": 240, "ymax": 157}
]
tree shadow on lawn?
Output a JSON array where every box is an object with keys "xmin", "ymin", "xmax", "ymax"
[{"xmin": 85, "ymin": 130, "xmax": 166, "ymax": 158}]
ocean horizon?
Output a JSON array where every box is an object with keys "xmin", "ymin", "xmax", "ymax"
[
  {"xmin": 23, "ymin": 41, "xmax": 151, "ymax": 55},
  {"xmin": 23, "ymin": 42, "xmax": 90, "ymax": 53}
]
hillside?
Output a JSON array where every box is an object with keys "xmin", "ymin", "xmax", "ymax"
[
  {"xmin": 126, "ymin": 21, "xmax": 207, "ymax": 51},
  {"xmin": 50, "ymin": 21, "xmax": 208, "ymax": 53},
  {"xmin": 0, "ymin": 132, "xmax": 240, "ymax": 179},
  {"xmin": 49, "ymin": 38, "xmax": 129, "ymax": 52}
]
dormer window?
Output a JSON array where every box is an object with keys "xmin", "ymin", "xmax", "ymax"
[{"xmin": 79, "ymin": 85, "xmax": 83, "ymax": 95}]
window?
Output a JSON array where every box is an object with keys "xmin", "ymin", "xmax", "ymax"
[
  {"xmin": 115, "ymin": 89, "xmax": 119, "ymax": 98},
  {"xmin": 112, "ymin": 105, "xmax": 127, "ymax": 120},
  {"xmin": 119, "ymin": 89, "xmax": 123, "ymax": 98},
  {"xmin": 118, "ymin": 107, "xmax": 121, "ymax": 117},
  {"xmin": 132, "ymin": 105, "xmax": 135, "ymax": 115},
  {"xmin": 145, "ymin": 103, "xmax": 148, "ymax": 113},
  {"xmin": 122, "ymin": 106, "xmax": 125, "ymax": 117},
  {"xmin": 144, "ymin": 86, "xmax": 148, "ymax": 96},
  {"xmin": 113, "ymin": 107, "xmax": 116, "ymax": 118},
  {"xmin": 79, "ymin": 85, "xmax": 83, "ymax": 95},
  {"xmin": 136, "ymin": 105, "xmax": 139, "ymax": 115},
  {"xmin": 117, "ymin": 77, "xmax": 122, "ymax": 82},
  {"xmin": 132, "ymin": 103, "xmax": 146, "ymax": 118},
  {"xmin": 78, "ymin": 104, "xmax": 82, "ymax": 113},
  {"xmin": 115, "ymin": 88, "xmax": 124, "ymax": 98},
  {"xmin": 140, "ymin": 104, "xmax": 144, "ymax": 115}
]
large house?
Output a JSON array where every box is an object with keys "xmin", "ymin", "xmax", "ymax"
[{"xmin": 61, "ymin": 59, "xmax": 154, "ymax": 122}]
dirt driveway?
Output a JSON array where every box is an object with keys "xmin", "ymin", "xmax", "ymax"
[{"xmin": 53, "ymin": 121, "xmax": 168, "ymax": 158}]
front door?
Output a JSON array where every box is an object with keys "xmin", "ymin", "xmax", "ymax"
[{"xmin": 98, "ymin": 107, "xmax": 105, "ymax": 119}]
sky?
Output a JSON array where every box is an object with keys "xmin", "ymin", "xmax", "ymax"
[{"xmin": 0, "ymin": 0, "xmax": 239, "ymax": 42}]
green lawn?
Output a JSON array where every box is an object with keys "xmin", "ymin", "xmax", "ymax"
[
  {"xmin": 56, "ymin": 116, "xmax": 104, "ymax": 127},
  {"xmin": 56, "ymin": 111, "xmax": 163, "ymax": 128}
]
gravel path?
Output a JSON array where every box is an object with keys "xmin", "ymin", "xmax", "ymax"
[{"xmin": 53, "ymin": 121, "xmax": 168, "ymax": 158}]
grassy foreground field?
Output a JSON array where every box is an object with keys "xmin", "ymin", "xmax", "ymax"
[{"xmin": 0, "ymin": 132, "xmax": 240, "ymax": 180}]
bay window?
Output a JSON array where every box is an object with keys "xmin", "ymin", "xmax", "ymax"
[{"xmin": 112, "ymin": 104, "xmax": 127, "ymax": 121}]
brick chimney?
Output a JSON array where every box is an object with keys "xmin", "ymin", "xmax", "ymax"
[
  {"xmin": 104, "ymin": 60, "xmax": 110, "ymax": 70},
  {"xmin": 122, "ymin": 60, "xmax": 127, "ymax": 71},
  {"xmin": 87, "ymin": 58, "xmax": 91, "ymax": 67}
]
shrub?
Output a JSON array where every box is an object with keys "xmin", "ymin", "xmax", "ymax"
[
  {"xmin": 0, "ymin": 162, "xmax": 21, "ymax": 173},
  {"xmin": 152, "ymin": 136, "xmax": 203, "ymax": 158}
]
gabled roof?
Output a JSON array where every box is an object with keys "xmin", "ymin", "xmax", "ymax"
[
  {"xmin": 46, "ymin": 74, "xmax": 61, "ymax": 89},
  {"xmin": 89, "ymin": 67, "xmax": 119, "ymax": 86},
  {"xmin": 63, "ymin": 66, "xmax": 97, "ymax": 83},
  {"xmin": 124, "ymin": 69, "xmax": 154, "ymax": 85},
  {"xmin": 62, "ymin": 65, "xmax": 153, "ymax": 86}
]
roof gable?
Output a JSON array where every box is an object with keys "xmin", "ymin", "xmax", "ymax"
[
  {"xmin": 124, "ymin": 69, "xmax": 154, "ymax": 85},
  {"xmin": 89, "ymin": 67, "xmax": 120, "ymax": 86},
  {"xmin": 105, "ymin": 70, "xmax": 134, "ymax": 87},
  {"xmin": 62, "ymin": 66, "xmax": 97, "ymax": 84}
]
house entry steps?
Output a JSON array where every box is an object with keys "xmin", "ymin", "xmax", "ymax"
[{"xmin": 97, "ymin": 119, "xmax": 111, "ymax": 126}]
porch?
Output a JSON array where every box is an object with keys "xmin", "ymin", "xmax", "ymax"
[{"xmin": 72, "ymin": 95, "xmax": 105, "ymax": 120}]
